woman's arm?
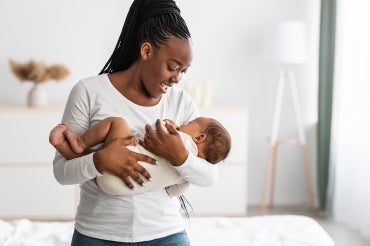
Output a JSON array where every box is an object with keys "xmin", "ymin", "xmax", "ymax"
[
  {"xmin": 53, "ymin": 82, "xmax": 155, "ymax": 187},
  {"xmin": 141, "ymin": 119, "xmax": 218, "ymax": 187},
  {"xmin": 53, "ymin": 82, "xmax": 100, "ymax": 185},
  {"xmin": 172, "ymin": 154, "xmax": 219, "ymax": 187}
]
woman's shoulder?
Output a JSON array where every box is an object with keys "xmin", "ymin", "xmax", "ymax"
[
  {"xmin": 67, "ymin": 74, "xmax": 110, "ymax": 101},
  {"xmin": 78, "ymin": 74, "xmax": 108, "ymax": 86},
  {"xmin": 70, "ymin": 74, "xmax": 110, "ymax": 93}
]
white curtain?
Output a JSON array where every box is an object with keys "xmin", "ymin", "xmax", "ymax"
[{"xmin": 330, "ymin": 0, "xmax": 370, "ymax": 239}]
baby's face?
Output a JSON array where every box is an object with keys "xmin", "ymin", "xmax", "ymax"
[{"xmin": 179, "ymin": 117, "xmax": 211, "ymax": 137}]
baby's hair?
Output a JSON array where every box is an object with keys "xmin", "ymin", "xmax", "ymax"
[
  {"xmin": 100, "ymin": 0, "xmax": 191, "ymax": 74},
  {"xmin": 203, "ymin": 120, "xmax": 232, "ymax": 164}
]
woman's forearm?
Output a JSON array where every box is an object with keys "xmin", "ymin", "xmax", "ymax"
[
  {"xmin": 53, "ymin": 151, "xmax": 101, "ymax": 185},
  {"xmin": 174, "ymin": 154, "xmax": 219, "ymax": 187}
]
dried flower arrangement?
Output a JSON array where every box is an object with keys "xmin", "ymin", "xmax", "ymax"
[
  {"xmin": 9, "ymin": 59, "xmax": 69, "ymax": 83},
  {"xmin": 9, "ymin": 59, "xmax": 70, "ymax": 107}
]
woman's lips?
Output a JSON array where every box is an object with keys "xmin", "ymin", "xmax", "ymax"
[
  {"xmin": 160, "ymin": 81, "xmax": 172, "ymax": 87},
  {"xmin": 160, "ymin": 82, "xmax": 169, "ymax": 92},
  {"xmin": 160, "ymin": 81, "xmax": 172, "ymax": 93}
]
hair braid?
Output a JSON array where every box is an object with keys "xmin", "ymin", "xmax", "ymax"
[{"xmin": 100, "ymin": 0, "xmax": 190, "ymax": 74}]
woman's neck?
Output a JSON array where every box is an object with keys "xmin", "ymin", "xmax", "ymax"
[{"xmin": 108, "ymin": 67, "xmax": 160, "ymax": 107}]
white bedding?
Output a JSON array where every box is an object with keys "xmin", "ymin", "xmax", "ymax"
[{"xmin": 0, "ymin": 215, "xmax": 334, "ymax": 246}]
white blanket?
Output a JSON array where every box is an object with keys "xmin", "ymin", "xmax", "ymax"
[{"xmin": 0, "ymin": 215, "xmax": 334, "ymax": 246}]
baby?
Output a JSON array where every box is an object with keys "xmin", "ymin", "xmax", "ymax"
[{"xmin": 49, "ymin": 116, "xmax": 231, "ymax": 196}]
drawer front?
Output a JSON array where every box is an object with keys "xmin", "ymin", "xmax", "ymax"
[
  {"xmin": 0, "ymin": 111, "xmax": 62, "ymax": 163},
  {"xmin": 185, "ymin": 164, "xmax": 247, "ymax": 216},
  {"xmin": 0, "ymin": 165, "xmax": 77, "ymax": 219}
]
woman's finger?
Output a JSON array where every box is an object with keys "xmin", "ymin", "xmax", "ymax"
[
  {"xmin": 129, "ymin": 172, "xmax": 144, "ymax": 187},
  {"xmin": 133, "ymin": 151, "xmax": 156, "ymax": 164},
  {"xmin": 134, "ymin": 164, "xmax": 152, "ymax": 181},
  {"xmin": 145, "ymin": 123, "xmax": 155, "ymax": 137},
  {"xmin": 121, "ymin": 175, "xmax": 135, "ymax": 190},
  {"xmin": 155, "ymin": 119, "xmax": 166, "ymax": 135}
]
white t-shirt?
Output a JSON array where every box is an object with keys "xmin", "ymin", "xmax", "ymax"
[
  {"xmin": 97, "ymin": 131, "xmax": 197, "ymax": 196},
  {"xmin": 52, "ymin": 74, "xmax": 218, "ymax": 242}
]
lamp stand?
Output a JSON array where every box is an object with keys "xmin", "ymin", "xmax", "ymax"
[{"xmin": 260, "ymin": 69, "xmax": 316, "ymax": 215}]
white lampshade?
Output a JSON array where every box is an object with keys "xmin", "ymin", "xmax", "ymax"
[{"xmin": 262, "ymin": 21, "xmax": 308, "ymax": 64}]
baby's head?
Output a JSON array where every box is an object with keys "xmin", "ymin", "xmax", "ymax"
[{"xmin": 179, "ymin": 117, "xmax": 231, "ymax": 164}]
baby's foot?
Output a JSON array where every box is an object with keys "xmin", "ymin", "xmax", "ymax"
[
  {"xmin": 49, "ymin": 123, "xmax": 68, "ymax": 147},
  {"xmin": 64, "ymin": 130, "xmax": 86, "ymax": 154}
]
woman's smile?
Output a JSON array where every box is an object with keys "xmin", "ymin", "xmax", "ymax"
[
  {"xmin": 160, "ymin": 81, "xmax": 173, "ymax": 92},
  {"xmin": 160, "ymin": 81, "xmax": 172, "ymax": 87}
]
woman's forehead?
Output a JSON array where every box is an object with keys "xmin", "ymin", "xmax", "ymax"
[{"xmin": 158, "ymin": 37, "xmax": 193, "ymax": 66}]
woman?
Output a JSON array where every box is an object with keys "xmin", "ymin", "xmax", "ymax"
[{"xmin": 53, "ymin": 0, "xmax": 218, "ymax": 245}]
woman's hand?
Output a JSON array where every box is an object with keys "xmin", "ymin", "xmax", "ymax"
[
  {"xmin": 141, "ymin": 119, "xmax": 188, "ymax": 166},
  {"xmin": 93, "ymin": 137, "xmax": 156, "ymax": 190}
]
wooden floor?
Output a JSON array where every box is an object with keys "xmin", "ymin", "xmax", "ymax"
[{"xmin": 248, "ymin": 206, "xmax": 370, "ymax": 246}]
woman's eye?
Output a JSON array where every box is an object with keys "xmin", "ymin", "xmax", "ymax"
[{"xmin": 167, "ymin": 66, "xmax": 176, "ymax": 72}]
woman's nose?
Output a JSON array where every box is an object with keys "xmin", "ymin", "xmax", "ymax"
[{"xmin": 171, "ymin": 72, "xmax": 182, "ymax": 83}]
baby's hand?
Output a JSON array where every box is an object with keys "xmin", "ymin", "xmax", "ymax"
[
  {"xmin": 163, "ymin": 119, "xmax": 179, "ymax": 131},
  {"xmin": 141, "ymin": 119, "xmax": 188, "ymax": 166},
  {"xmin": 121, "ymin": 135, "xmax": 137, "ymax": 146}
]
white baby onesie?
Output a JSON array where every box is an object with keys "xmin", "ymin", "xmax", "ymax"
[{"xmin": 96, "ymin": 127, "xmax": 198, "ymax": 197}]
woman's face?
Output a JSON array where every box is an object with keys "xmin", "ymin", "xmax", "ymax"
[{"xmin": 140, "ymin": 36, "xmax": 193, "ymax": 99}]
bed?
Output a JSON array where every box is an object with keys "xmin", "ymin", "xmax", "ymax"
[{"xmin": 0, "ymin": 215, "xmax": 334, "ymax": 246}]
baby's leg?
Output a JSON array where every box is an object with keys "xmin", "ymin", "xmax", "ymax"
[
  {"xmin": 49, "ymin": 123, "xmax": 82, "ymax": 160},
  {"xmin": 63, "ymin": 129, "xmax": 86, "ymax": 154},
  {"xmin": 65, "ymin": 117, "xmax": 133, "ymax": 154},
  {"xmin": 100, "ymin": 117, "xmax": 133, "ymax": 146}
]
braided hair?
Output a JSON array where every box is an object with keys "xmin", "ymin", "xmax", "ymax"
[{"xmin": 100, "ymin": 0, "xmax": 191, "ymax": 74}]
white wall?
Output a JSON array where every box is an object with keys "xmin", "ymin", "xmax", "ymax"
[{"xmin": 0, "ymin": 0, "xmax": 320, "ymax": 206}]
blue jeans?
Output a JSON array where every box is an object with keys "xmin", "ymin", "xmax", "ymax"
[{"xmin": 71, "ymin": 229, "xmax": 190, "ymax": 246}]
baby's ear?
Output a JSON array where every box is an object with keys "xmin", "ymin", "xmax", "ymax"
[{"xmin": 194, "ymin": 133, "xmax": 206, "ymax": 143}]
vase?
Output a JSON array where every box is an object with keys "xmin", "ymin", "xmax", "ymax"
[{"xmin": 28, "ymin": 83, "xmax": 48, "ymax": 107}]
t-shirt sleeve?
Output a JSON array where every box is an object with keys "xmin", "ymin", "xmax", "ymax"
[
  {"xmin": 53, "ymin": 81, "xmax": 102, "ymax": 185},
  {"xmin": 173, "ymin": 154, "xmax": 219, "ymax": 187}
]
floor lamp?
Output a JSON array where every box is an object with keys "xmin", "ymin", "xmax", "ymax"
[{"xmin": 260, "ymin": 21, "xmax": 316, "ymax": 215}]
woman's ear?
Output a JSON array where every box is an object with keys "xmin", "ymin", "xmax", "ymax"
[
  {"xmin": 193, "ymin": 133, "xmax": 206, "ymax": 143},
  {"xmin": 140, "ymin": 42, "xmax": 153, "ymax": 60}
]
